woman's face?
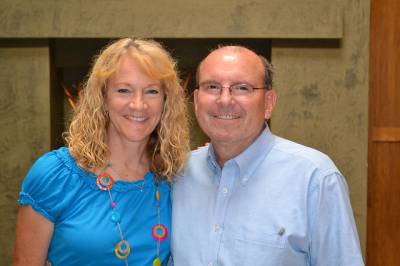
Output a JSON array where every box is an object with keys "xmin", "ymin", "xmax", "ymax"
[{"xmin": 105, "ymin": 55, "xmax": 165, "ymax": 145}]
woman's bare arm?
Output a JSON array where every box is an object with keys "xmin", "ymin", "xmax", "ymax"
[{"xmin": 13, "ymin": 206, "xmax": 54, "ymax": 266}]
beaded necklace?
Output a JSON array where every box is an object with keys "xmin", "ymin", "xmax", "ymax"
[{"xmin": 96, "ymin": 171, "xmax": 168, "ymax": 266}]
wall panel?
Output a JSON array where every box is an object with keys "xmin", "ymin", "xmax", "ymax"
[
  {"xmin": 0, "ymin": 0, "xmax": 342, "ymax": 38},
  {"xmin": 0, "ymin": 46, "xmax": 50, "ymax": 265},
  {"xmin": 271, "ymin": 0, "xmax": 370, "ymax": 255}
]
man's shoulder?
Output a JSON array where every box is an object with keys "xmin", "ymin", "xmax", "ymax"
[
  {"xmin": 191, "ymin": 144, "xmax": 209, "ymax": 154},
  {"xmin": 271, "ymin": 136, "xmax": 339, "ymax": 174},
  {"xmin": 174, "ymin": 145, "xmax": 210, "ymax": 182},
  {"xmin": 188, "ymin": 145, "xmax": 209, "ymax": 162}
]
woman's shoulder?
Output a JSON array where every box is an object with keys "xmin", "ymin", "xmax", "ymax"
[
  {"xmin": 26, "ymin": 147, "xmax": 69, "ymax": 181},
  {"xmin": 27, "ymin": 147, "xmax": 89, "ymax": 182},
  {"xmin": 21, "ymin": 147, "xmax": 97, "ymax": 200},
  {"xmin": 32, "ymin": 147, "xmax": 67, "ymax": 168},
  {"xmin": 19, "ymin": 147, "xmax": 94, "ymax": 222}
]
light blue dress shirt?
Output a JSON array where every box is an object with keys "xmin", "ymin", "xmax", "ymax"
[{"xmin": 171, "ymin": 127, "xmax": 364, "ymax": 266}]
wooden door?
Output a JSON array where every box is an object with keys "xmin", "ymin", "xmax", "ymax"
[{"xmin": 367, "ymin": 0, "xmax": 400, "ymax": 265}]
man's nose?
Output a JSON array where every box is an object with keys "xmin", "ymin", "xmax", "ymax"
[{"xmin": 217, "ymin": 87, "xmax": 235, "ymax": 105}]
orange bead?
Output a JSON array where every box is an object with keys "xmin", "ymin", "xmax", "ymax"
[{"xmin": 156, "ymin": 190, "xmax": 160, "ymax": 201}]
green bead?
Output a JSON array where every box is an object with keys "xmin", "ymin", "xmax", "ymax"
[{"xmin": 153, "ymin": 257, "xmax": 161, "ymax": 266}]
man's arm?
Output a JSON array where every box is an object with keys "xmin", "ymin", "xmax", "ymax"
[{"xmin": 308, "ymin": 172, "xmax": 364, "ymax": 266}]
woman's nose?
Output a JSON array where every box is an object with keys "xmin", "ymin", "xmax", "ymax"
[{"xmin": 129, "ymin": 93, "xmax": 147, "ymax": 109}]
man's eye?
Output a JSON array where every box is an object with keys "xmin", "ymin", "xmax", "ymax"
[
  {"xmin": 206, "ymin": 84, "xmax": 220, "ymax": 90},
  {"xmin": 234, "ymin": 85, "xmax": 251, "ymax": 92}
]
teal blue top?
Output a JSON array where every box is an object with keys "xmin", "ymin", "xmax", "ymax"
[{"xmin": 18, "ymin": 147, "xmax": 171, "ymax": 266}]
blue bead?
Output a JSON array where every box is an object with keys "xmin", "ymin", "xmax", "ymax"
[{"xmin": 111, "ymin": 212, "xmax": 121, "ymax": 223}]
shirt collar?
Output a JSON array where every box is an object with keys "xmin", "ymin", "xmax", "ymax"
[
  {"xmin": 206, "ymin": 125, "xmax": 276, "ymax": 185},
  {"xmin": 206, "ymin": 144, "xmax": 221, "ymax": 179}
]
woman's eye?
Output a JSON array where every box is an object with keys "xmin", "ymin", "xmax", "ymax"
[
  {"xmin": 117, "ymin": 88, "xmax": 130, "ymax": 93},
  {"xmin": 144, "ymin": 87, "xmax": 161, "ymax": 95}
]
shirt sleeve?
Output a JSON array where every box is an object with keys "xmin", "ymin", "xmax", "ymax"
[
  {"xmin": 308, "ymin": 171, "xmax": 364, "ymax": 266},
  {"xmin": 18, "ymin": 150, "xmax": 71, "ymax": 223}
]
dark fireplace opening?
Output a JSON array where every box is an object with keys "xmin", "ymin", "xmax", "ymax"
[{"xmin": 50, "ymin": 38, "xmax": 271, "ymax": 149}]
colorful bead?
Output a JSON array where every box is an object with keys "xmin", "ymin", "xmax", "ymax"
[
  {"xmin": 96, "ymin": 173, "xmax": 114, "ymax": 190},
  {"xmin": 156, "ymin": 190, "xmax": 160, "ymax": 201},
  {"xmin": 98, "ymin": 169, "xmax": 163, "ymax": 262},
  {"xmin": 115, "ymin": 240, "xmax": 131, "ymax": 259},
  {"xmin": 153, "ymin": 257, "xmax": 161, "ymax": 266},
  {"xmin": 111, "ymin": 212, "xmax": 121, "ymax": 223},
  {"xmin": 152, "ymin": 224, "xmax": 168, "ymax": 241}
]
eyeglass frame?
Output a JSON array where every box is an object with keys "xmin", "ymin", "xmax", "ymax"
[{"xmin": 197, "ymin": 82, "xmax": 271, "ymax": 96}]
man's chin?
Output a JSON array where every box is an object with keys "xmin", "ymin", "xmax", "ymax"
[{"xmin": 209, "ymin": 134, "xmax": 238, "ymax": 145}]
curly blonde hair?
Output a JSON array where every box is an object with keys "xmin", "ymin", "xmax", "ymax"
[{"xmin": 64, "ymin": 38, "xmax": 190, "ymax": 182}]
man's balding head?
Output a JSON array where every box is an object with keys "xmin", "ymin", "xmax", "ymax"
[{"xmin": 196, "ymin": 46, "xmax": 273, "ymax": 90}]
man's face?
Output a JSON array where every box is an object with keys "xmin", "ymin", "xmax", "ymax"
[{"xmin": 194, "ymin": 48, "xmax": 276, "ymax": 152}]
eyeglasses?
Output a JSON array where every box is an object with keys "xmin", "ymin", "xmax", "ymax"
[{"xmin": 198, "ymin": 82, "xmax": 268, "ymax": 96}]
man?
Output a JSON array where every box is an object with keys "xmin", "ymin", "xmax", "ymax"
[{"xmin": 171, "ymin": 46, "xmax": 364, "ymax": 266}]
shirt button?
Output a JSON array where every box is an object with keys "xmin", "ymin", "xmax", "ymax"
[
  {"xmin": 207, "ymin": 263, "xmax": 214, "ymax": 266},
  {"xmin": 222, "ymin": 187, "xmax": 228, "ymax": 195},
  {"xmin": 214, "ymin": 224, "xmax": 221, "ymax": 232}
]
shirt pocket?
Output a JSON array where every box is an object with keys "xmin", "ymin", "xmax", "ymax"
[{"xmin": 231, "ymin": 228, "xmax": 286, "ymax": 266}]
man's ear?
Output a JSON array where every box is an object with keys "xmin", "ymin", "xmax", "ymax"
[{"xmin": 264, "ymin": 89, "xmax": 277, "ymax": 120}]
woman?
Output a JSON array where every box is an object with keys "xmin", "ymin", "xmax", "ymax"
[{"xmin": 13, "ymin": 38, "xmax": 189, "ymax": 266}]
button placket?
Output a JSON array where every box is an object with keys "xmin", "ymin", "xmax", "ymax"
[{"xmin": 207, "ymin": 161, "xmax": 237, "ymax": 264}]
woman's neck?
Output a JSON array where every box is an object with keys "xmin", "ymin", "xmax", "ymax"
[{"xmin": 106, "ymin": 137, "xmax": 150, "ymax": 182}]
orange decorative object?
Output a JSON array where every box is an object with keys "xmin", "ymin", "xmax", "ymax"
[
  {"xmin": 62, "ymin": 82, "xmax": 83, "ymax": 111},
  {"xmin": 183, "ymin": 72, "xmax": 192, "ymax": 92},
  {"xmin": 62, "ymin": 84, "xmax": 77, "ymax": 110}
]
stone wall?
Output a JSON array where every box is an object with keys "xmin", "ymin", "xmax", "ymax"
[
  {"xmin": 0, "ymin": 0, "xmax": 369, "ymax": 263},
  {"xmin": 0, "ymin": 45, "xmax": 50, "ymax": 265}
]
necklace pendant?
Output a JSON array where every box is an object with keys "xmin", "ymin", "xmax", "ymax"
[
  {"xmin": 96, "ymin": 173, "xmax": 115, "ymax": 190},
  {"xmin": 115, "ymin": 240, "xmax": 131, "ymax": 259},
  {"xmin": 152, "ymin": 224, "xmax": 168, "ymax": 241},
  {"xmin": 153, "ymin": 257, "xmax": 161, "ymax": 266}
]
